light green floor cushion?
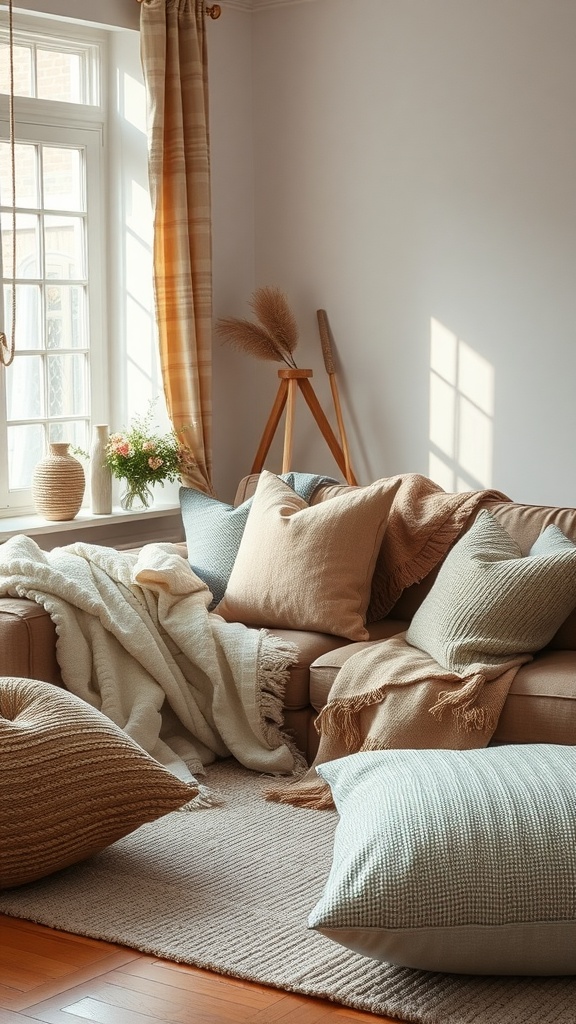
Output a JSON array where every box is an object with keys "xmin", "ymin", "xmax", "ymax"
[{"xmin": 309, "ymin": 744, "xmax": 576, "ymax": 975}]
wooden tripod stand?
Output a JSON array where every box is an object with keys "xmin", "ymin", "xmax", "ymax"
[{"xmin": 251, "ymin": 368, "xmax": 357, "ymax": 484}]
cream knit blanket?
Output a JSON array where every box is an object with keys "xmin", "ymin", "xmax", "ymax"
[{"xmin": 0, "ymin": 535, "xmax": 302, "ymax": 802}]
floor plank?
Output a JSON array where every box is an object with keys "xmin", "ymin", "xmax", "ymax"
[{"xmin": 0, "ymin": 915, "xmax": 400, "ymax": 1024}]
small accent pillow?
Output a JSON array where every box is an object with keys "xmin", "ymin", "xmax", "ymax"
[
  {"xmin": 214, "ymin": 471, "xmax": 396, "ymax": 641},
  {"xmin": 0, "ymin": 677, "xmax": 198, "ymax": 889},
  {"xmin": 180, "ymin": 472, "xmax": 337, "ymax": 607},
  {"xmin": 309, "ymin": 745, "xmax": 576, "ymax": 975},
  {"xmin": 179, "ymin": 487, "xmax": 252, "ymax": 607},
  {"xmin": 406, "ymin": 510, "xmax": 576, "ymax": 673}
]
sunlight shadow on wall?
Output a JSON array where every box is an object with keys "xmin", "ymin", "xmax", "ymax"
[{"xmin": 428, "ymin": 317, "xmax": 494, "ymax": 492}]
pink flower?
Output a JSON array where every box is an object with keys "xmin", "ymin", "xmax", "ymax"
[
  {"xmin": 148, "ymin": 456, "xmax": 163, "ymax": 470},
  {"xmin": 142, "ymin": 441, "xmax": 155, "ymax": 451},
  {"xmin": 115, "ymin": 442, "xmax": 132, "ymax": 457}
]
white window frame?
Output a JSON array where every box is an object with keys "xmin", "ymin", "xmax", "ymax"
[
  {"xmin": 0, "ymin": 15, "xmax": 109, "ymax": 514},
  {"xmin": 0, "ymin": 11, "xmax": 171, "ymax": 525}
]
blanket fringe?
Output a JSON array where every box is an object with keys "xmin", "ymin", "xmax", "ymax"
[
  {"xmin": 264, "ymin": 776, "xmax": 335, "ymax": 809},
  {"xmin": 258, "ymin": 631, "xmax": 309, "ymax": 777},
  {"xmin": 315, "ymin": 686, "xmax": 386, "ymax": 749},
  {"xmin": 429, "ymin": 672, "xmax": 494, "ymax": 732},
  {"xmin": 177, "ymin": 781, "xmax": 225, "ymax": 811}
]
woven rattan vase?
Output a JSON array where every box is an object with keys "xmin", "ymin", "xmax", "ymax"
[{"xmin": 32, "ymin": 442, "xmax": 86, "ymax": 521}]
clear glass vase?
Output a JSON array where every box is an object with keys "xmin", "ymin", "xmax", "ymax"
[{"xmin": 120, "ymin": 482, "xmax": 154, "ymax": 512}]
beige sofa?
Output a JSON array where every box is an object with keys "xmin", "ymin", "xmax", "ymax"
[{"xmin": 2, "ymin": 477, "xmax": 576, "ymax": 763}]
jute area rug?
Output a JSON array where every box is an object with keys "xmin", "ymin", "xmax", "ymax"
[{"xmin": 1, "ymin": 760, "xmax": 574, "ymax": 1024}]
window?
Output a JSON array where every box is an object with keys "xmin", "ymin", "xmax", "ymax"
[
  {"xmin": 0, "ymin": 11, "xmax": 163, "ymax": 518},
  {"xmin": 0, "ymin": 18, "xmax": 105, "ymax": 512}
]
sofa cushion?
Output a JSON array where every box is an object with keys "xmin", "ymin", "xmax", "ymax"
[
  {"xmin": 0, "ymin": 677, "xmax": 198, "ymax": 889},
  {"xmin": 492, "ymin": 650, "xmax": 576, "ymax": 745},
  {"xmin": 215, "ymin": 471, "xmax": 396, "ymax": 641},
  {"xmin": 309, "ymin": 744, "xmax": 576, "ymax": 975},
  {"xmin": 406, "ymin": 511, "xmax": 576, "ymax": 673}
]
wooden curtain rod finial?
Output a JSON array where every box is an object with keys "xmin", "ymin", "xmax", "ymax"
[{"xmin": 136, "ymin": 0, "xmax": 221, "ymax": 11}]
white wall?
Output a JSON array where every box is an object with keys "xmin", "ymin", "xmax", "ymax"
[
  {"xmin": 209, "ymin": 6, "xmax": 260, "ymax": 500},
  {"xmin": 13, "ymin": 0, "xmax": 576, "ymax": 506},
  {"xmin": 210, "ymin": 0, "xmax": 576, "ymax": 506}
]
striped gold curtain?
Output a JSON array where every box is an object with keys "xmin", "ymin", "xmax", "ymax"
[{"xmin": 139, "ymin": 0, "xmax": 214, "ymax": 495}]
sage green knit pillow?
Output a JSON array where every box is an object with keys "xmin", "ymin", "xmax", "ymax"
[
  {"xmin": 406, "ymin": 510, "xmax": 576, "ymax": 673},
  {"xmin": 309, "ymin": 745, "xmax": 576, "ymax": 974}
]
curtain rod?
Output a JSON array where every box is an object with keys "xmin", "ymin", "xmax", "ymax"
[{"xmin": 135, "ymin": 1, "xmax": 222, "ymax": 16}]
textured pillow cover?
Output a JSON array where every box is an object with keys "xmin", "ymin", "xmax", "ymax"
[
  {"xmin": 309, "ymin": 745, "xmax": 576, "ymax": 975},
  {"xmin": 0, "ymin": 677, "xmax": 198, "ymax": 889},
  {"xmin": 215, "ymin": 471, "xmax": 396, "ymax": 641},
  {"xmin": 180, "ymin": 471, "xmax": 337, "ymax": 607},
  {"xmin": 406, "ymin": 510, "xmax": 576, "ymax": 673},
  {"xmin": 179, "ymin": 487, "xmax": 253, "ymax": 607}
]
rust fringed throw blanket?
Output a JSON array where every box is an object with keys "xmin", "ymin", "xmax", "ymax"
[{"xmin": 309, "ymin": 473, "xmax": 509, "ymax": 621}]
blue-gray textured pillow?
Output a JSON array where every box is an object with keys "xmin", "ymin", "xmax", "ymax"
[
  {"xmin": 309, "ymin": 745, "xmax": 576, "ymax": 975},
  {"xmin": 179, "ymin": 472, "xmax": 337, "ymax": 607}
]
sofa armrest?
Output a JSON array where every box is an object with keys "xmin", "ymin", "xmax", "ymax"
[{"xmin": 0, "ymin": 598, "xmax": 62, "ymax": 685}]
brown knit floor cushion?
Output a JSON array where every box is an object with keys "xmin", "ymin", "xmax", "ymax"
[{"xmin": 0, "ymin": 677, "xmax": 198, "ymax": 889}]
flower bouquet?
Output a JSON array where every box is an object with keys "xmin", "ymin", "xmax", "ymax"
[{"xmin": 105, "ymin": 407, "xmax": 196, "ymax": 511}]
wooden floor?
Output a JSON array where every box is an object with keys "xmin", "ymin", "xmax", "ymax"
[{"xmin": 0, "ymin": 915, "xmax": 401, "ymax": 1024}]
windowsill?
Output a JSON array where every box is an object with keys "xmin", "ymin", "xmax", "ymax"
[{"xmin": 0, "ymin": 503, "xmax": 185, "ymax": 550}]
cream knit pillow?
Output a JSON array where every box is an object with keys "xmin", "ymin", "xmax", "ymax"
[
  {"xmin": 215, "ymin": 472, "xmax": 395, "ymax": 641},
  {"xmin": 406, "ymin": 510, "xmax": 576, "ymax": 673}
]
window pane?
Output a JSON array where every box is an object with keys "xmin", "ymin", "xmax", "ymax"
[
  {"xmin": 8, "ymin": 423, "xmax": 44, "ymax": 490},
  {"xmin": 44, "ymin": 215, "xmax": 85, "ymax": 279},
  {"xmin": 1, "ymin": 212, "xmax": 40, "ymax": 278},
  {"xmin": 49, "ymin": 419, "xmax": 88, "ymax": 452},
  {"xmin": 46, "ymin": 283, "xmax": 85, "ymax": 349},
  {"xmin": 47, "ymin": 352, "xmax": 87, "ymax": 417},
  {"xmin": 4, "ymin": 284, "xmax": 42, "ymax": 350},
  {"xmin": 37, "ymin": 48, "xmax": 82, "ymax": 104},
  {"xmin": 7, "ymin": 354, "xmax": 43, "ymax": 418},
  {"xmin": 0, "ymin": 43, "xmax": 32, "ymax": 98},
  {"xmin": 0, "ymin": 142, "xmax": 38, "ymax": 209},
  {"xmin": 43, "ymin": 147, "xmax": 83, "ymax": 212}
]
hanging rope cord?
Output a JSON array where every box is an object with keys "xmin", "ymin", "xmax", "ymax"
[{"xmin": 0, "ymin": 0, "xmax": 16, "ymax": 367}]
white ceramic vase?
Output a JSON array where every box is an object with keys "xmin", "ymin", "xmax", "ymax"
[{"xmin": 90, "ymin": 424, "xmax": 112, "ymax": 515}]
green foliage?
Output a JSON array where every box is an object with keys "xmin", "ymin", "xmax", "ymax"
[{"xmin": 104, "ymin": 406, "xmax": 196, "ymax": 491}]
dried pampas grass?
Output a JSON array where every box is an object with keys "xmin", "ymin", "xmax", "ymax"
[{"xmin": 215, "ymin": 286, "xmax": 299, "ymax": 368}]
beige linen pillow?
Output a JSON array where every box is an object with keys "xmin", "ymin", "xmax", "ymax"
[
  {"xmin": 0, "ymin": 677, "xmax": 198, "ymax": 889},
  {"xmin": 215, "ymin": 471, "xmax": 395, "ymax": 641},
  {"xmin": 406, "ymin": 510, "xmax": 576, "ymax": 673}
]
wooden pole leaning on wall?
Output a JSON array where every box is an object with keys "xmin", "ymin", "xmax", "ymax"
[
  {"xmin": 251, "ymin": 368, "xmax": 353, "ymax": 479},
  {"xmin": 316, "ymin": 310, "xmax": 357, "ymax": 485}
]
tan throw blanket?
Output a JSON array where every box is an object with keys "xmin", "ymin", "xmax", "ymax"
[
  {"xmin": 268, "ymin": 475, "xmax": 518, "ymax": 809},
  {"xmin": 268, "ymin": 634, "xmax": 529, "ymax": 808}
]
